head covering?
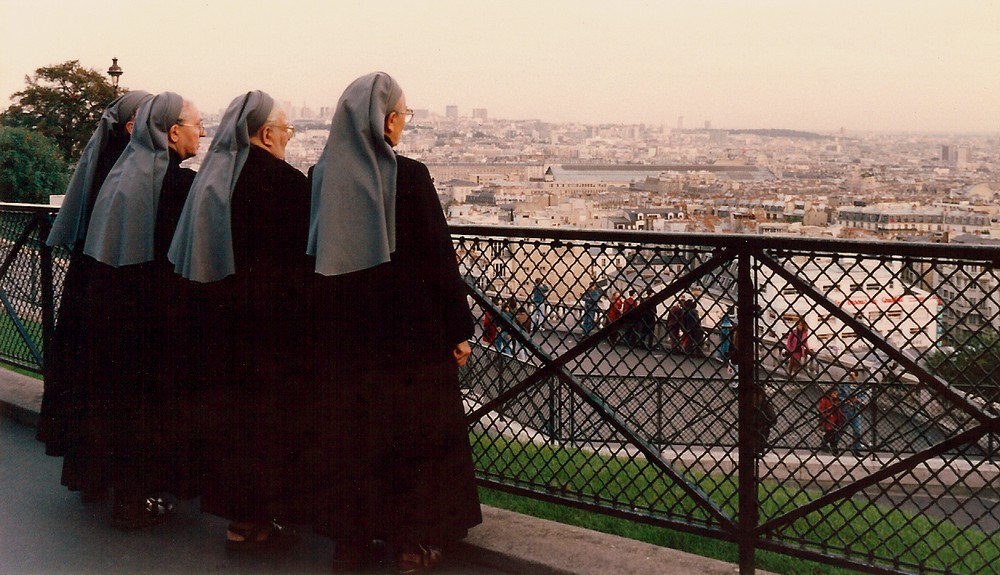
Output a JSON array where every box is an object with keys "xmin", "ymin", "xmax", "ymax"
[
  {"xmin": 82, "ymin": 92, "xmax": 184, "ymax": 267},
  {"xmin": 46, "ymin": 90, "xmax": 152, "ymax": 248},
  {"xmin": 307, "ymin": 72, "xmax": 403, "ymax": 276},
  {"xmin": 168, "ymin": 90, "xmax": 274, "ymax": 282}
]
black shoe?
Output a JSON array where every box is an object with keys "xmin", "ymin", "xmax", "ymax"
[{"xmin": 112, "ymin": 495, "xmax": 174, "ymax": 530}]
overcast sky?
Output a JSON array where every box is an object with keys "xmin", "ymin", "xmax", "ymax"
[{"xmin": 1, "ymin": 0, "xmax": 998, "ymax": 133}]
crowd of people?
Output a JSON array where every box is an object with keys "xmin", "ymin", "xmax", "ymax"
[{"xmin": 36, "ymin": 73, "xmax": 479, "ymax": 573}]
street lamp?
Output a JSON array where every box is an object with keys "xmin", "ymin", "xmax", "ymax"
[{"xmin": 107, "ymin": 57, "xmax": 123, "ymax": 94}]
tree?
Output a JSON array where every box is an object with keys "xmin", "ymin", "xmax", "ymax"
[
  {"xmin": 0, "ymin": 60, "xmax": 117, "ymax": 161},
  {"xmin": 0, "ymin": 127, "xmax": 70, "ymax": 203},
  {"xmin": 926, "ymin": 328, "xmax": 1000, "ymax": 404}
]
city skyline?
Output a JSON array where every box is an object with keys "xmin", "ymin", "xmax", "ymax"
[{"xmin": 1, "ymin": 0, "xmax": 999, "ymax": 134}]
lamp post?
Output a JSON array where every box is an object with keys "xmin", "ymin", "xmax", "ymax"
[{"xmin": 107, "ymin": 57, "xmax": 123, "ymax": 95}]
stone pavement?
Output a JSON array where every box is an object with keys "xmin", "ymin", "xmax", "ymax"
[{"xmin": 0, "ymin": 367, "xmax": 761, "ymax": 575}]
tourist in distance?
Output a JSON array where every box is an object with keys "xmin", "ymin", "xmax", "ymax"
[
  {"xmin": 77, "ymin": 92, "xmax": 205, "ymax": 528},
  {"xmin": 638, "ymin": 288, "xmax": 659, "ymax": 350},
  {"xmin": 607, "ymin": 290, "xmax": 624, "ymax": 344},
  {"xmin": 681, "ymin": 297, "xmax": 705, "ymax": 357},
  {"xmin": 785, "ymin": 318, "xmax": 810, "ymax": 377},
  {"xmin": 530, "ymin": 276, "xmax": 549, "ymax": 333},
  {"xmin": 579, "ymin": 281, "xmax": 603, "ymax": 337},
  {"xmin": 168, "ymin": 90, "xmax": 311, "ymax": 550},
  {"xmin": 37, "ymin": 90, "xmax": 151, "ymax": 501},
  {"xmin": 306, "ymin": 71, "xmax": 481, "ymax": 572},
  {"xmin": 839, "ymin": 370, "xmax": 870, "ymax": 456},
  {"xmin": 818, "ymin": 387, "xmax": 846, "ymax": 455}
]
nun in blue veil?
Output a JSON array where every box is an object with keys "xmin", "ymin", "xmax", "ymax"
[
  {"xmin": 169, "ymin": 89, "xmax": 311, "ymax": 549},
  {"xmin": 71, "ymin": 91, "xmax": 203, "ymax": 528},
  {"xmin": 307, "ymin": 72, "xmax": 481, "ymax": 572},
  {"xmin": 38, "ymin": 90, "xmax": 151, "ymax": 461}
]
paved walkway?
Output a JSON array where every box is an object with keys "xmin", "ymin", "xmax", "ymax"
[{"xmin": 0, "ymin": 368, "xmax": 762, "ymax": 575}]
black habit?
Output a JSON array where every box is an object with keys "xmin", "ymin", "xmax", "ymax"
[
  {"xmin": 197, "ymin": 145, "xmax": 313, "ymax": 523},
  {"xmin": 38, "ymin": 128, "xmax": 130, "ymax": 456},
  {"xmin": 55, "ymin": 150, "xmax": 199, "ymax": 498},
  {"xmin": 308, "ymin": 154, "xmax": 482, "ymax": 545}
]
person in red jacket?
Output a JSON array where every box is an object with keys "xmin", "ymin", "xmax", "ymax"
[
  {"xmin": 818, "ymin": 388, "xmax": 846, "ymax": 454},
  {"xmin": 607, "ymin": 291, "xmax": 624, "ymax": 345}
]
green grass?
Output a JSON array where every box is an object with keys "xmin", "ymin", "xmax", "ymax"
[
  {"xmin": 0, "ymin": 309, "xmax": 42, "ymax": 373},
  {"xmin": 473, "ymin": 433, "xmax": 1000, "ymax": 575}
]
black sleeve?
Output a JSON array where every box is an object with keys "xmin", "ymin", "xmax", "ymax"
[{"xmin": 408, "ymin": 160, "xmax": 475, "ymax": 346}]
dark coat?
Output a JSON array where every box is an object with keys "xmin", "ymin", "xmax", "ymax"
[
  {"xmin": 38, "ymin": 130, "xmax": 130, "ymax": 456},
  {"xmin": 197, "ymin": 145, "xmax": 313, "ymax": 523},
  {"xmin": 308, "ymin": 154, "xmax": 481, "ymax": 544},
  {"xmin": 52, "ymin": 151, "xmax": 198, "ymax": 497}
]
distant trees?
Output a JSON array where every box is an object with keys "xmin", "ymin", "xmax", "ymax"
[
  {"xmin": 0, "ymin": 127, "xmax": 69, "ymax": 203},
  {"xmin": 926, "ymin": 328, "xmax": 1000, "ymax": 404},
  {"xmin": 0, "ymin": 60, "xmax": 116, "ymax": 161}
]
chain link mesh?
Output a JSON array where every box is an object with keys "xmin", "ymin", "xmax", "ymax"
[{"xmin": 455, "ymin": 229, "xmax": 1000, "ymax": 575}]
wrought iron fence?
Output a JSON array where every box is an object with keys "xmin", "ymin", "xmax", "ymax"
[
  {"xmin": 0, "ymin": 204, "xmax": 59, "ymax": 373},
  {"xmin": 2, "ymin": 203, "xmax": 998, "ymax": 574},
  {"xmin": 452, "ymin": 225, "xmax": 1000, "ymax": 575}
]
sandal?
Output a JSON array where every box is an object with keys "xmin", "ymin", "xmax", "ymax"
[
  {"xmin": 396, "ymin": 543, "xmax": 443, "ymax": 574},
  {"xmin": 225, "ymin": 520, "xmax": 299, "ymax": 552},
  {"xmin": 111, "ymin": 495, "xmax": 174, "ymax": 530}
]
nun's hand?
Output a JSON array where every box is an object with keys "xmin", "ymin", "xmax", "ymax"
[{"xmin": 453, "ymin": 341, "xmax": 471, "ymax": 367}]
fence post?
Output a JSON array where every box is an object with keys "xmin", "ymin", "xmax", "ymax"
[
  {"xmin": 736, "ymin": 246, "xmax": 758, "ymax": 574},
  {"xmin": 37, "ymin": 212, "xmax": 54, "ymax": 374}
]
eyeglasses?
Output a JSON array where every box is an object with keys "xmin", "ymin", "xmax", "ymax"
[
  {"xmin": 176, "ymin": 122, "xmax": 206, "ymax": 135},
  {"xmin": 269, "ymin": 124, "xmax": 296, "ymax": 138},
  {"xmin": 396, "ymin": 108, "xmax": 414, "ymax": 122}
]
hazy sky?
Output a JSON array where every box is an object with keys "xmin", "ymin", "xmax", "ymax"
[{"xmin": 1, "ymin": 0, "xmax": 998, "ymax": 133}]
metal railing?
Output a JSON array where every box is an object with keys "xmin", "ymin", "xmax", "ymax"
[
  {"xmin": 0, "ymin": 204, "xmax": 57, "ymax": 373},
  {"xmin": 2, "ymin": 203, "xmax": 998, "ymax": 574},
  {"xmin": 452, "ymin": 225, "xmax": 1000, "ymax": 575}
]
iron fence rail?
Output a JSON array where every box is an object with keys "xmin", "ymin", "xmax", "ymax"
[
  {"xmin": 2, "ymin": 206, "xmax": 998, "ymax": 574},
  {"xmin": 452, "ymin": 224, "xmax": 999, "ymax": 575}
]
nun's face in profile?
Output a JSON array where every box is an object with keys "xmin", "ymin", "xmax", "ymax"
[
  {"xmin": 170, "ymin": 103, "xmax": 204, "ymax": 161},
  {"xmin": 265, "ymin": 109, "xmax": 293, "ymax": 160},
  {"xmin": 383, "ymin": 93, "xmax": 408, "ymax": 148}
]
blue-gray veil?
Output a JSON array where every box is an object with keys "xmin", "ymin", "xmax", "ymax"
[
  {"xmin": 307, "ymin": 72, "xmax": 402, "ymax": 276},
  {"xmin": 47, "ymin": 90, "xmax": 152, "ymax": 248},
  {"xmin": 83, "ymin": 92, "xmax": 183, "ymax": 267},
  {"xmin": 168, "ymin": 90, "xmax": 274, "ymax": 282}
]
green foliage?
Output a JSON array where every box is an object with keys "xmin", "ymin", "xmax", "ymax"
[
  {"xmin": 0, "ymin": 127, "xmax": 69, "ymax": 203},
  {"xmin": 926, "ymin": 328, "xmax": 1000, "ymax": 402},
  {"xmin": 0, "ymin": 60, "xmax": 117, "ymax": 160}
]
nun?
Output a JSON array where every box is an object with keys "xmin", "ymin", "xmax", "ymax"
[
  {"xmin": 307, "ymin": 72, "xmax": 481, "ymax": 572},
  {"xmin": 77, "ymin": 91, "xmax": 204, "ymax": 528},
  {"xmin": 38, "ymin": 90, "xmax": 150, "ymax": 472},
  {"xmin": 168, "ymin": 90, "xmax": 311, "ymax": 550}
]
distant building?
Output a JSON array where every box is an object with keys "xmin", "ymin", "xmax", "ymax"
[
  {"xmin": 445, "ymin": 105, "xmax": 459, "ymax": 119},
  {"xmin": 941, "ymin": 145, "xmax": 968, "ymax": 166},
  {"xmin": 438, "ymin": 179, "xmax": 478, "ymax": 203},
  {"xmin": 612, "ymin": 208, "xmax": 686, "ymax": 231},
  {"xmin": 472, "ymin": 108, "xmax": 488, "ymax": 120},
  {"xmin": 838, "ymin": 204, "xmax": 991, "ymax": 238},
  {"xmin": 544, "ymin": 164, "xmax": 775, "ymax": 187},
  {"xmin": 760, "ymin": 257, "xmax": 939, "ymax": 356}
]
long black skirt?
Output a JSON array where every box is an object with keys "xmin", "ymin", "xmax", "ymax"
[{"xmin": 307, "ymin": 360, "xmax": 482, "ymax": 545}]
